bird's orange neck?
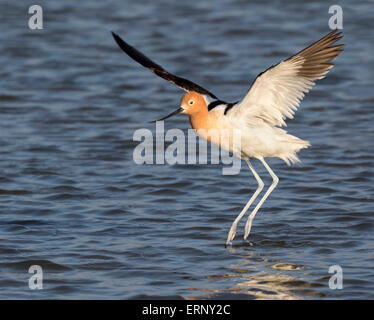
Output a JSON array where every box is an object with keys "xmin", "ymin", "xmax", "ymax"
[
  {"xmin": 188, "ymin": 108, "xmax": 210, "ymax": 131},
  {"xmin": 188, "ymin": 106, "xmax": 234, "ymax": 152}
]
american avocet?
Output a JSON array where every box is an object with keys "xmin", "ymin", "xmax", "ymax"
[{"xmin": 112, "ymin": 30, "xmax": 343, "ymax": 246}]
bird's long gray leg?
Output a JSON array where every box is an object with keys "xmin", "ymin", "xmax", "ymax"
[
  {"xmin": 244, "ymin": 158, "xmax": 279, "ymax": 240},
  {"xmin": 226, "ymin": 159, "xmax": 264, "ymax": 246}
]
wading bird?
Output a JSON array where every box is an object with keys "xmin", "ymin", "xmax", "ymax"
[{"xmin": 112, "ymin": 30, "xmax": 343, "ymax": 246}]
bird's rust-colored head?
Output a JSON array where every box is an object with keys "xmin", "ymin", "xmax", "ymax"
[{"xmin": 180, "ymin": 92, "xmax": 207, "ymax": 115}]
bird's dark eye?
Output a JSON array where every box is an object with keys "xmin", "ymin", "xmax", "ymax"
[{"xmin": 188, "ymin": 100, "xmax": 194, "ymax": 105}]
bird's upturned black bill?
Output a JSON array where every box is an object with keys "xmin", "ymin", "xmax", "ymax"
[{"xmin": 152, "ymin": 108, "xmax": 184, "ymax": 122}]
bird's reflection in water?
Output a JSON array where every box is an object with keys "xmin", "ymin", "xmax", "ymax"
[{"xmin": 186, "ymin": 247, "xmax": 325, "ymax": 300}]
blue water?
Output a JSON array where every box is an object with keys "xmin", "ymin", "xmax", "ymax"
[{"xmin": 0, "ymin": 0, "xmax": 373, "ymax": 299}]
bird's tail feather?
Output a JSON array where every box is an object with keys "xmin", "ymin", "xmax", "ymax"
[{"xmin": 279, "ymin": 137, "xmax": 310, "ymax": 166}]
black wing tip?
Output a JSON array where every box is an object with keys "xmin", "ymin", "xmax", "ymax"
[
  {"xmin": 111, "ymin": 31, "xmax": 134, "ymax": 53},
  {"xmin": 111, "ymin": 31, "xmax": 126, "ymax": 48},
  {"xmin": 111, "ymin": 31, "xmax": 118, "ymax": 40},
  {"xmin": 110, "ymin": 31, "xmax": 162, "ymax": 70},
  {"xmin": 111, "ymin": 31, "xmax": 124, "ymax": 50}
]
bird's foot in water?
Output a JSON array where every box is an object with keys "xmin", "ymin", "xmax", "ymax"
[
  {"xmin": 225, "ymin": 224, "xmax": 238, "ymax": 247},
  {"xmin": 243, "ymin": 218, "xmax": 254, "ymax": 240}
]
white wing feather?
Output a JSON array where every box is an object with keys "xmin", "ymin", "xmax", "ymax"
[{"xmin": 231, "ymin": 30, "xmax": 344, "ymax": 127}]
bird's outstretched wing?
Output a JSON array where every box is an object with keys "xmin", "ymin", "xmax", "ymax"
[
  {"xmin": 111, "ymin": 32, "xmax": 218, "ymax": 99},
  {"xmin": 231, "ymin": 29, "xmax": 344, "ymax": 127}
]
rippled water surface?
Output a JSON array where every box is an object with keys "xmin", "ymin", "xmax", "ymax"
[{"xmin": 0, "ymin": 0, "xmax": 373, "ymax": 299}]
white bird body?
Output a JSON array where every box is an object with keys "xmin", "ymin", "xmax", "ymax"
[
  {"xmin": 112, "ymin": 29, "xmax": 343, "ymax": 246},
  {"xmin": 202, "ymin": 104, "xmax": 310, "ymax": 164}
]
